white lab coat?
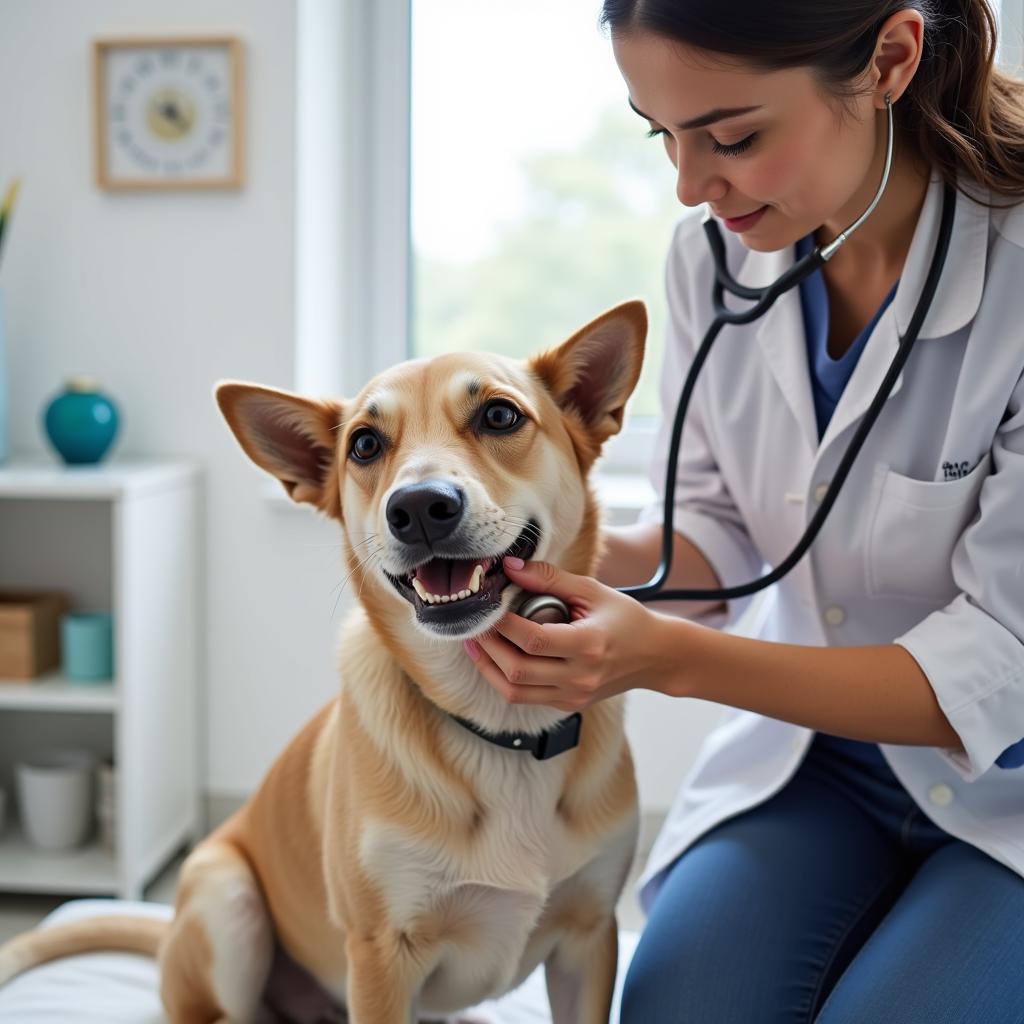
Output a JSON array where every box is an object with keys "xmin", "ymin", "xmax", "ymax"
[{"xmin": 635, "ymin": 172, "xmax": 1024, "ymax": 915}]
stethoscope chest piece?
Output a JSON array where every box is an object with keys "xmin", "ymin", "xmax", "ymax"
[{"xmin": 516, "ymin": 593, "xmax": 571, "ymax": 624}]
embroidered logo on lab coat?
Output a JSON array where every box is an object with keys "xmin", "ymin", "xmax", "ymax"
[{"xmin": 942, "ymin": 460, "xmax": 974, "ymax": 480}]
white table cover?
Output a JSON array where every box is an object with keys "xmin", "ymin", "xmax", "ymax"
[{"xmin": 0, "ymin": 899, "xmax": 640, "ymax": 1022}]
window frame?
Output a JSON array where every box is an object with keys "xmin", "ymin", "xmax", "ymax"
[{"xmin": 295, "ymin": 0, "xmax": 412, "ymax": 399}]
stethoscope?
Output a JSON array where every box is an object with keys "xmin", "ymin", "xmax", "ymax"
[{"xmin": 518, "ymin": 93, "xmax": 958, "ymax": 626}]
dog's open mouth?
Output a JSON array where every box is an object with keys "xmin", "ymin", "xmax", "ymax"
[{"xmin": 383, "ymin": 520, "xmax": 540, "ymax": 631}]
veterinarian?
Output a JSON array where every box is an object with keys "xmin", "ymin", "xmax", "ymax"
[{"xmin": 463, "ymin": 1, "xmax": 1024, "ymax": 1019}]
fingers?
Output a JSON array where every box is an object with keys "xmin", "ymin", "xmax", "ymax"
[
  {"xmin": 501, "ymin": 557, "xmax": 593, "ymax": 606},
  {"xmin": 469, "ymin": 628, "xmax": 567, "ymax": 686},
  {"xmin": 494, "ymin": 609, "xmax": 576, "ymax": 658},
  {"xmin": 461, "ymin": 558, "xmax": 600, "ymax": 710},
  {"xmin": 465, "ymin": 633, "xmax": 567, "ymax": 707}
]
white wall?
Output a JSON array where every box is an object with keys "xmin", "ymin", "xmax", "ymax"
[{"xmin": 0, "ymin": 0, "xmax": 715, "ymax": 816}]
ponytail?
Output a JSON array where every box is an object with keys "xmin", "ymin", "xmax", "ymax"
[{"xmin": 906, "ymin": 0, "xmax": 1024, "ymax": 202}]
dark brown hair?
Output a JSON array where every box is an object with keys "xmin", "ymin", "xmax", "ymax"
[{"xmin": 600, "ymin": 0, "xmax": 1024, "ymax": 204}]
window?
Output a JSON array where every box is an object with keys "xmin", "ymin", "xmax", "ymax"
[
  {"xmin": 296, "ymin": 0, "xmax": 1024, "ymax": 477},
  {"xmin": 998, "ymin": 0, "xmax": 1024, "ymax": 73},
  {"xmin": 410, "ymin": 0, "xmax": 679, "ymax": 444}
]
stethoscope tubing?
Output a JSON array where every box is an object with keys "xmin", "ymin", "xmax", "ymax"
[{"xmin": 620, "ymin": 175, "xmax": 958, "ymax": 604}]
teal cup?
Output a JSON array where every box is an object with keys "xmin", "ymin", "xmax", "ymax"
[{"xmin": 61, "ymin": 613, "xmax": 114, "ymax": 682}]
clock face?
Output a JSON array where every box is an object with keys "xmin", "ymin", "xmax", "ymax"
[{"xmin": 98, "ymin": 42, "xmax": 241, "ymax": 188}]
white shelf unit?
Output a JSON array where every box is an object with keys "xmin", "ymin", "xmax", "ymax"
[{"xmin": 0, "ymin": 458, "xmax": 201, "ymax": 899}]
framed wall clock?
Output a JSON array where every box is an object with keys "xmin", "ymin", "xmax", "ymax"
[{"xmin": 93, "ymin": 36, "xmax": 245, "ymax": 191}]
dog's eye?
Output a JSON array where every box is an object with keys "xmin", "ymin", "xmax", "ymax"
[
  {"xmin": 481, "ymin": 401, "xmax": 521, "ymax": 433},
  {"xmin": 350, "ymin": 429, "xmax": 383, "ymax": 463}
]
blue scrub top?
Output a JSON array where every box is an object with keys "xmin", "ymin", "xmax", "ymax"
[{"xmin": 795, "ymin": 232, "xmax": 898, "ymax": 438}]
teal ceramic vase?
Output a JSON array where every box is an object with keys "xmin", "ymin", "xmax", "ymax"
[{"xmin": 44, "ymin": 378, "xmax": 120, "ymax": 465}]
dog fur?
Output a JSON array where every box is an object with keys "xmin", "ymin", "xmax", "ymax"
[{"xmin": 0, "ymin": 300, "xmax": 646, "ymax": 1023}]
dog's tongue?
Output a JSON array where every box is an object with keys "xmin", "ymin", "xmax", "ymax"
[{"xmin": 415, "ymin": 557, "xmax": 491, "ymax": 595}]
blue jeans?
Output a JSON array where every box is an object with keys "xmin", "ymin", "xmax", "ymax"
[{"xmin": 621, "ymin": 736, "xmax": 1024, "ymax": 1023}]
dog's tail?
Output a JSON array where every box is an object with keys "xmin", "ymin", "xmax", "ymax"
[{"xmin": 0, "ymin": 915, "xmax": 169, "ymax": 988}]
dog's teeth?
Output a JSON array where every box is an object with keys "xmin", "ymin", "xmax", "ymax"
[{"xmin": 410, "ymin": 566, "xmax": 487, "ymax": 606}]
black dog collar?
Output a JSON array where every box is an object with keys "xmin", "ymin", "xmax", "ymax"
[{"xmin": 448, "ymin": 711, "xmax": 582, "ymax": 761}]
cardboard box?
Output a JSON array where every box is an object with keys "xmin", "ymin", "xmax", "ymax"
[{"xmin": 0, "ymin": 591, "xmax": 70, "ymax": 680}]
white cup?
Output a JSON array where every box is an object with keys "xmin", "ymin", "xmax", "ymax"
[{"xmin": 16, "ymin": 750, "xmax": 96, "ymax": 850}]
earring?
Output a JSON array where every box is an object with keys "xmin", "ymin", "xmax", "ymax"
[{"xmin": 884, "ymin": 90, "xmax": 893, "ymax": 107}]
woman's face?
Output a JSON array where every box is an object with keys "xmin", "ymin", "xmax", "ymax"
[{"xmin": 612, "ymin": 30, "xmax": 881, "ymax": 252}]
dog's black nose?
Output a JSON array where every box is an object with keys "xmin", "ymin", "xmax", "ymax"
[{"xmin": 386, "ymin": 480, "xmax": 465, "ymax": 546}]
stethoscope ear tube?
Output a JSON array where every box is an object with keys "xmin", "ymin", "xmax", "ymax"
[
  {"xmin": 706, "ymin": 219, "xmax": 828, "ymax": 312},
  {"xmin": 622, "ymin": 180, "xmax": 958, "ymax": 604}
]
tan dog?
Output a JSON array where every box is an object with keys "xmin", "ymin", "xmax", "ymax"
[{"xmin": 0, "ymin": 300, "xmax": 645, "ymax": 1023}]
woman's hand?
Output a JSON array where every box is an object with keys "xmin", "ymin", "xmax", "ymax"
[{"xmin": 463, "ymin": 555, "xmax": 681, "ymax": 712}]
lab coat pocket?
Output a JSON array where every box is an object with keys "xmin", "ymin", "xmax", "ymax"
[{"xmin": 865, "ymin": 453, "xmax": 992, "ymax": 602}]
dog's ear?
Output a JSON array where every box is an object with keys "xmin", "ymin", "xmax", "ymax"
[
  {"xmin": 528, "ymin": 300, "xmax": 646, "ymax": 454},
  {"xmin": 214, "ymin": 381, "xmax": 345, "ymax": 520}
]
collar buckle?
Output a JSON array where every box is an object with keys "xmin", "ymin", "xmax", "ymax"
[{"xmin": 532, "ymin": 713, "xmax": 582, "ymax": 760}]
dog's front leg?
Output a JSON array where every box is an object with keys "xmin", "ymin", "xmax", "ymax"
[
  {"xmin": 345, "ymin": 932, "xmax": 422, "ymax": 1024},
  {"xmin": 544, "ymin": 916, "xmax": 619, "ymax": 1024}
]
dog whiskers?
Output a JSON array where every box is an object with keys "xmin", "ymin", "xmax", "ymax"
[
  {"xmin": 505, "ymin": 514, "xmax": 540, "ymax": 532},
  {"xmin": 330, "ymin": 543, "xmax": 385, "ymax": 622},
  {"xmin": 327, "ymin": 544, "xmax": 376, "ymax": 593},
  {"xmin": 345, "ymin": 532, "xmax": 380, "ymax": 549},
  {"xmin": 345, "ymin": 538, "xmax": 379, "ymax": 557},
  {"xmin": 503, "ymin": 521, "xmax": 542, "ymax": 546},
  {"xmin": 496, "ymin": 521, "xmax": 541, "ymax": 549}
]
